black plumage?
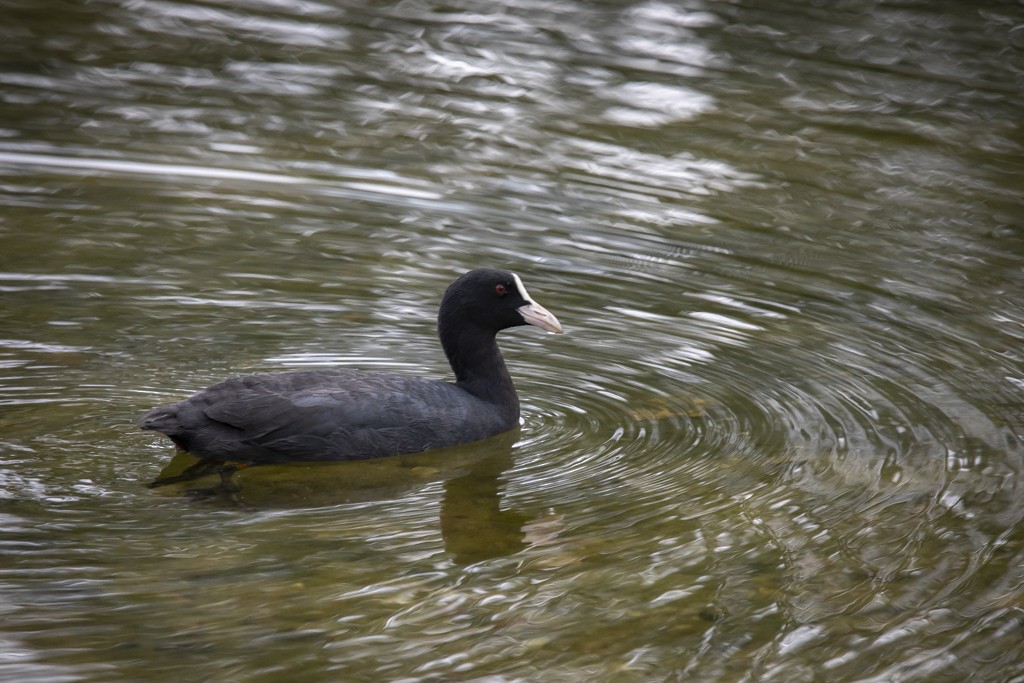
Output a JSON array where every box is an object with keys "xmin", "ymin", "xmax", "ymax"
[{"xmin": 139, "ymin": 268, "xmax": 562, "ymax": 465}]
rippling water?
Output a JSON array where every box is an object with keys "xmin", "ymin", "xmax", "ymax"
[{"xmin": 2, "ymin": 0, "xmax": 1023, "ymax": 681}]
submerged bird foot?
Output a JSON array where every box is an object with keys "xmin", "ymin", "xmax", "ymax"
[
  {"xmin": 147, "ymin": 458, "xmax": 223, "ymax": 488},
  {"xmin": 147, "ymin": 458, "xmax": 251, "ymax": 491}
]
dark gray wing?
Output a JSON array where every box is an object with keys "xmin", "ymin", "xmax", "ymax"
[{"xmin": 141, "ymin": 369, "xmax": 496, "ymax": 463}]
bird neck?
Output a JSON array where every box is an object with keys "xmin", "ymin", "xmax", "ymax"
[{"xmin": 440, "ymin": 322, "xmax": 520, "ymax": 413}]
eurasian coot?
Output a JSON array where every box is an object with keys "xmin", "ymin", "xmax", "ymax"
[{"xmin": 139, "ymin": 268, "xmax": 563, "ymax": 467}]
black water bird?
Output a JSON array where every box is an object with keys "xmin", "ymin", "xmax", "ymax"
[{"xmin": 139, "ymin": 269, "xmax": 562, "ymax": 478}]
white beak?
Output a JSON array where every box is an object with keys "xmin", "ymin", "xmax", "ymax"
[
  {"xmin": 513, "ymin": 273, "xmax": 564, "ymax": 334},
  {"xmin": 518, "ymin": 301, "xmax": 563, "ymax": 334}
]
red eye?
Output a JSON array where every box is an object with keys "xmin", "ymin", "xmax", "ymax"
[{"xmin": 495, "ymin": 283, "xmax": 507, "ymax": 296}]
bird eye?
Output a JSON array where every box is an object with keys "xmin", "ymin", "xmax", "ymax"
[{"xmin": 495, "ymin": 283, "xmax": 508, "ymax": 296}]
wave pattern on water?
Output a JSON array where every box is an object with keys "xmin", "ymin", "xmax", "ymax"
[{"xmin": 0, "ymin": 0, "xmax": 1022, "ymax": 681}]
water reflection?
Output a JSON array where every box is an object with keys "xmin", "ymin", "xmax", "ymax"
[{"xmin": 150, "ymin": 430, "xmax": 528, "ymax": 562}]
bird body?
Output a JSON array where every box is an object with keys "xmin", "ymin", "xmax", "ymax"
[
  {"xmin": 140, "ymin": 368, "xmax": 515, "ymax": 463},
  {"xmin": 139, "ymin": 269, "xmax": 562, "ymax": 465}
]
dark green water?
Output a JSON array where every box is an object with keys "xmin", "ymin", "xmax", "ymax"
[{"xmin": 2, "ymin": 1, "xmax": 1022, "ymax": 681}]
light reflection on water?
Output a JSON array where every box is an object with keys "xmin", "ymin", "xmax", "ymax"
[{"xmin": 1, "ymin": 0, "xmax": 1023, "ymax": 681}]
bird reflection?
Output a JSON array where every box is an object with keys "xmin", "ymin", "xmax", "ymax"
[
  {"xmin": 439, "ymin": 447, "xmax": 528, "ymax": 563},
  {"xmin": 148, "ymin": 429, "xmax": 527, "ymax": 563}
]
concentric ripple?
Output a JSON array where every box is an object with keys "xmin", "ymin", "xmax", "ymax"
[{"xmin": 507, "ymin": 248, "xmax": 1022, "ymax": 571}]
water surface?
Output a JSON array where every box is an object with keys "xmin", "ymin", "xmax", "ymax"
[{"xmin": 1, "ymin": 1, "xmax": 1023, "ymax": 681}]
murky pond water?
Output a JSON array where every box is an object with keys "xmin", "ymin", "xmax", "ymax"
[{"xmin": 2, "ymin": 0, "xmax": 1023, "ymax": 680}]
